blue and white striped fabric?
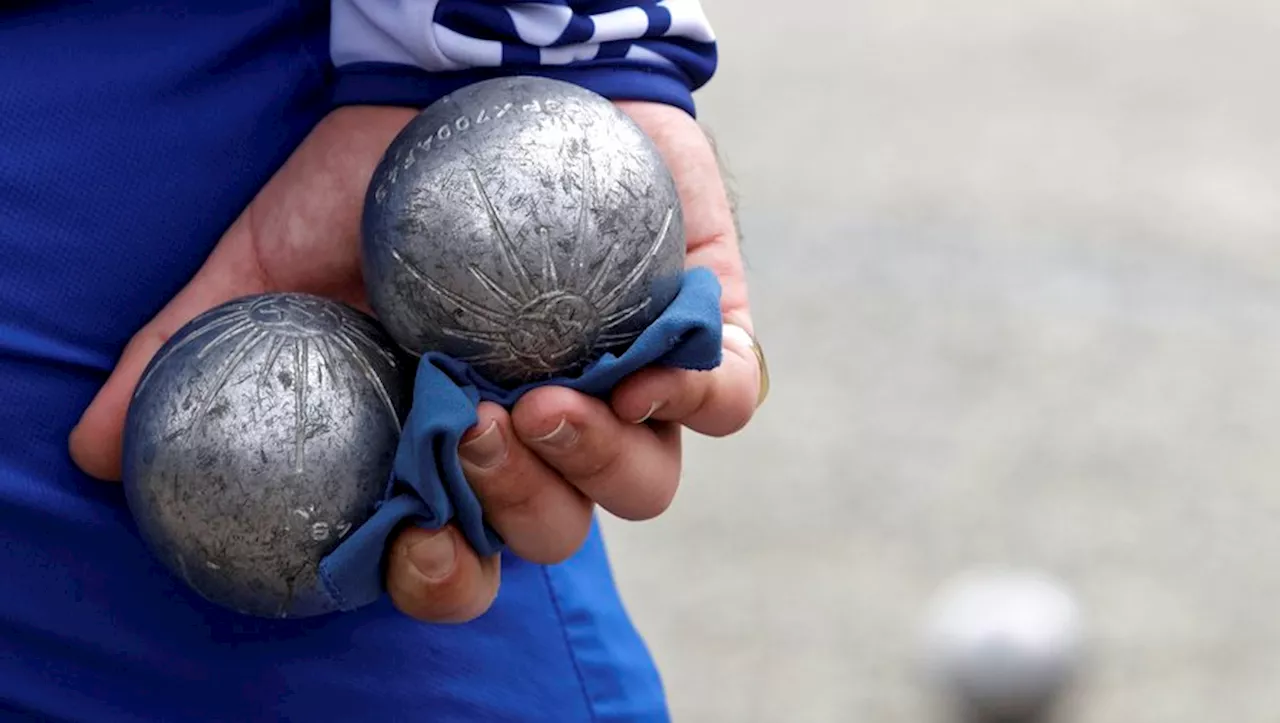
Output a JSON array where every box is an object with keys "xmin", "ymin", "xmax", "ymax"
[{"xmin": 331, "ymin": 0, "xmax": 718, "ymax": 116}]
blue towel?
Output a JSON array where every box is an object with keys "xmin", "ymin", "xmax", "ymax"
[{"xmin": 318, "ymin": 266, "xmax": 723, "ymax": 611}]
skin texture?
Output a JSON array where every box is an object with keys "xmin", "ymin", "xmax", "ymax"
[{"xmin": 68, "ymin": 100, "xmax": 760, "ymax": 624}]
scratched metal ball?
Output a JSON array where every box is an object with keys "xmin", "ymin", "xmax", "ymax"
[
  {"xmin": 121, "ymin": 293, "xmax": 410, "ymax": 619},
  {"xmin": 362, "ymin": 75, "xmax": 686, "ymax": 386}
]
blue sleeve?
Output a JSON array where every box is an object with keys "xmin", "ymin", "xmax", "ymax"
[{"xmin": 328, "ymin": 0, "xmax": 718, "ymax": 117}]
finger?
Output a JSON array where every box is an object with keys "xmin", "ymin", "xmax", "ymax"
[
  {"xmin": 609, "ymin": 327, "xmax": 761, "ymax": 438},
  {"xmin": 458, "ymin": 402, "xmax": 593, "ymax": 565},
  {"xmin": 68, "ymin": 230, "xmax": 268, "ymax": 481},
  {"xmin": 511, "ymin": 387, "xmax": 682, "ymax": 522},
  {"xmin": 386, "ymin": 524, "xmax": 501, "ymax": 624}
]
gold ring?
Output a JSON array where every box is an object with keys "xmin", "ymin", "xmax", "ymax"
[{"xmin": 723, "ymin": 323, "xmax": 769, "ymax": 408}]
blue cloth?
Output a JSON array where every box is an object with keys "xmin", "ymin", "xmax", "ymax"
[
  {"xmin": 0, "ymin": 1, "xmax": 719, "ymax": 720},
  {"xmin": 319, "ymin": 268, "xmax": 723, "ymax": 610}
]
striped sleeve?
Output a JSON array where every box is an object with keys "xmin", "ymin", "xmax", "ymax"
[{"xmin": 329, "ymin": 0, "xmax": 718, "ymax": 117}]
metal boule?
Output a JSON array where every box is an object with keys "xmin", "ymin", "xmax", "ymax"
[
  {"xmin": 361, "ymin": 75, "xmax": 686, "ymax": 387},
  {"xmin": 923, "ymin": 569, "xmax": 1084, "ymax": 721},
  {"xmin": 121, "ymin": 293, "xmax": 410, "ymax": 619}
]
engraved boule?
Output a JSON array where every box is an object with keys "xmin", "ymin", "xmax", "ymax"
[
  {"xmin": 362, "ymin": 75, "xmax": 686, "ymax": 387},
  {"xmin": 121, "ymin": 293, "xmax": 409, "ymax": 619}
]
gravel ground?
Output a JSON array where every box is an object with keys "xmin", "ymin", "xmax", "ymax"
[{"xmin": 599, "ymin": 2, "xmax": 1280, "ymax": 721}]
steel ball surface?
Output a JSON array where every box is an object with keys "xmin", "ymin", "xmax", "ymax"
[
  {"xmin": 121, "ymin": 293, "xmax": 410, "ymax": 619},
  {"xmin": 361, "ymin": 75, "xmax": 686, "ymax": 387}
]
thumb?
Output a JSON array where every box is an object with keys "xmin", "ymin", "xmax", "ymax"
[{"xmin": 68, "ymin": 222, "xmax": 268, "ymax": 482}]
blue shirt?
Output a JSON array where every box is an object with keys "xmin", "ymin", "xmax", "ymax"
[{"xmin": 0, "ymin": 2, "xmax": 715, "ymax": 720}]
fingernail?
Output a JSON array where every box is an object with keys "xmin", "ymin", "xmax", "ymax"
[
  {"xmin": 531, "ymin": 418, "xmax": 579, "ymax": 449},
  {"xmin": 459, "ymin": 421, "xmax": 506, "ymax": 470},
  {"xmin": 409, "ymin": 530, "xmax": 457, "ymax": 582},
  {"xmin": 634, "ymin": 401, "xmax": 664, "ymax": 424}
]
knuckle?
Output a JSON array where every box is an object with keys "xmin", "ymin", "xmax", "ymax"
[
  {"xmin": 472, "ymin": 470, "xmax": 542, "ymax": 520},
  {"xmin": 614, "ymin": 475, "xmax": 679, "ymax": 522},
  {"xmin": 520, "ymin": 531, "xmax": 586, "ymax": 566},
  {"xmin": 683, "ymin": 375, "xmax": 717, "ymax": 418},
  {"xmin": 688, "ymin": 362, "xmax": 758, "ymax": 437},
  {"xmin": 572, "ymin": 442, "xmax": 628, "ymax": 489},
  {"xmin": 498, "ymin": 494, "xmax": 594, "ymax": 566},
  {"xmin": 705, "ymin": 396, "xmax": 756, "ymax": 438},
  {"xmin": 552, "ymin": 506, "xmax": 595, "ymax": 556},
  {"xmin": 562, "ymin": 515, "xmax": 594, "ymax": 556}
]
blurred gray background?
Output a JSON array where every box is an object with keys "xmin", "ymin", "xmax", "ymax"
[{"xmin": 598, "ymin": 1, "xmax": 1280, "ymax": 721}]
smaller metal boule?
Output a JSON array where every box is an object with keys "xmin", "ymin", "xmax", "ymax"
[
  {"xmin": 121, "ymin": 293, "xmax": 410, "ymax": 619},
  {"xmin": 362, "ymin": 75, "xmax": 686, "ymax": 387},
  {"xmin": 923, "ymin": 569, "xmax": 1084, "ymax": 722}
]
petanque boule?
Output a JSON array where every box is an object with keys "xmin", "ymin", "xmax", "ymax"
[
  {"xmin": 121, "ymin": 293, "xmax": 410, "ymax": 619},
  {"xmin": 923, "ymin": 569, "xmax": 1084, "ymax": 722},
  {"xmin": 361, "ymin": 75, "xmax": 686, "ymax": 387}
]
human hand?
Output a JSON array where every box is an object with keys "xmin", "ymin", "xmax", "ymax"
[
  {"xmin": 68, "ymin": 105, "xmax": 417, "ymax": 480},
  {"xmin": 68, "ymin": 100, "xmax": 762, "ymax": 624},
  {"xmin": 386, "ymin": 100, "xmax": 765, "ymax": 622}
]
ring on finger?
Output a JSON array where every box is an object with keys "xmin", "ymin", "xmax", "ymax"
[{"xmin": 722, "ymin": 322, "xmax": 769, "ymax": 408}]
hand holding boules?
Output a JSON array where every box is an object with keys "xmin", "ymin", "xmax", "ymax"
[
  {"xmin": 68, "ymin": 82, "xmax": 762, "ymax": 624},
  {"xmin": 358, "ymin": 78, "xmax": 763, "ymax": 622}
]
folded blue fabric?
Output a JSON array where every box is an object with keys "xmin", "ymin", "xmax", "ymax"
[{"xmin": 317, "ymin": 266, "xmax": 723, "ymax": 611}]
